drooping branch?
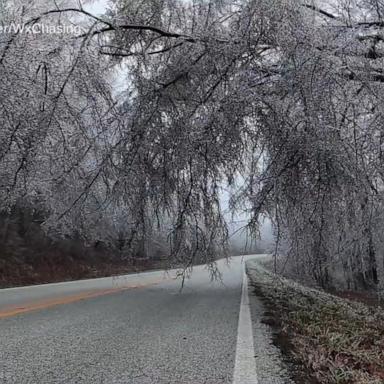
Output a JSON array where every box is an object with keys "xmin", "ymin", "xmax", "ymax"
[{"xmin": 301, "ymin": 3, "xmax": 339, "ymax": 20}]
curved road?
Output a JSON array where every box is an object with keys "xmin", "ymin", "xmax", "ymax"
[{"xmin": 0, "ymin": 255, "xmax": 269, "ymax": 384}]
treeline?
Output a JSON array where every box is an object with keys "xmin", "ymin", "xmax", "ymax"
[
  {"xmin": 1, "ymin": 202, "xmax": 247, "ymax": 287},
  {"xmin": 0, "ymin": 204, "xmax": 168, "ymax": 287}
]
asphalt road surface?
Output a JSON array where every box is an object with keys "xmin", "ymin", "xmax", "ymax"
[{"xmin": 0, "ymin": 255, "xmax": 285, "ymax": 384}]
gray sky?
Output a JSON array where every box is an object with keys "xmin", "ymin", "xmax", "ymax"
[{"xmin": 84, "ymin": 0, "xmax": 108, "ymax": 15}]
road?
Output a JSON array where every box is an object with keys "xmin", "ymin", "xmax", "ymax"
[{"xmin": 0, "ymin": 255, "xmax": 279, "ymax": 384}]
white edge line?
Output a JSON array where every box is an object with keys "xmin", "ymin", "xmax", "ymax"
[{"xmin": 233, "ymin": 263, "xmax": 259, "ymax": 384}]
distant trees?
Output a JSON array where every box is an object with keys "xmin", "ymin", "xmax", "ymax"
[{"xmin": 1, "ymin": 0, "xmax": 384, "ymax": 291}]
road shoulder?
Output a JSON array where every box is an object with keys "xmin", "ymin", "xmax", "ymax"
[
  {"xmin": 246, "ymin": 261, "xmax": 295, "ymax": 384},
  {"xmin": 246, "ymin": 259, "xmax": 384, "ymax": 384}
]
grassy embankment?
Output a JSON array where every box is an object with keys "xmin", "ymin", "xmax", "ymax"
[{"xmin": 247, "ymin": 259, "xmax": 384, "ymax": 384}]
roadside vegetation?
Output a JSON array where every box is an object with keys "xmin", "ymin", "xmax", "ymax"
[
  {"xmin": 247, "ymin": 259, "xmax": 384, "ymax": 384},
  {"xmin": 0, "ymin": 208, "xmax": 168, "ymax": 287}
]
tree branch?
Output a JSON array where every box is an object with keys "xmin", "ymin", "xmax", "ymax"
[{"xmin": 302, "ymin": 3, "xmax": 339, "ymax": 20}]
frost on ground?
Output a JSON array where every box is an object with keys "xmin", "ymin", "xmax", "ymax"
[{"xmin": 246, "ymin": 259, "xmax": 384, "ymax": 384}]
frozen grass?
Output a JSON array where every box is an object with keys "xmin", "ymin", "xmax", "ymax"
[{"xmin": 247, "ymin": 260, "xmax": 384, "ymax": 384}]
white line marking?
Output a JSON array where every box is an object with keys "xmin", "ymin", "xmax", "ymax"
[{"xmin": 233, "ymin": 264, "xmax": 258, "ymax": 384}]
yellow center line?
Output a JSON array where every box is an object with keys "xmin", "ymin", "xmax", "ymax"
[{"xmin": 0, "ymin": 278, "xmax": 169, "ymax": 319}]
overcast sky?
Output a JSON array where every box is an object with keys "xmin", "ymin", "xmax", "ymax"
[{"xmin": 84, "ymin": 0, "xmax": 108, "ymax": 15}]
